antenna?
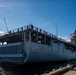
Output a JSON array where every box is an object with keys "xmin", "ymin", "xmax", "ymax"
[
  {"xmin": 4, "ymin": 17, "xmax": 8, "ymax": 32},
  {"xmin": 56, "ymin": 17, "xmax": 58, "ymax": 37}
]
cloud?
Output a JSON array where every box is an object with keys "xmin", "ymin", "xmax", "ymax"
[
  {"xmin": 0, "ymin": 31, "xmax": 5, "ymax": 36},
  {"xmin": 0, "ymin": 2, "xmax": 32, "ymax": 8},
  {"xmin": 0, "ymin": 2, "xmax": 31, "ymax": 12},
  {"xmin": 0, "ymin": 31, "xmax": 4, "ymax": 33},
  {"xmin": 0, "ymin": 1, "xmax": 50, "ymax": 8},
  {"xmin": 0, "ymin": 2, "xmax": 25, "ymax": 7},
  {"xmin": 59, "ymin": 36, "xmax": 71, "ymax": 42}
]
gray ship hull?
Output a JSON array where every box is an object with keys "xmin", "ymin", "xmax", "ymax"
[
  {"xmin": 24, "ymin": 41, "xmax": 76, "ymax": 63},
  {"xmin": 0, "ymin": 25, "xmax": 76, "ymax": 65}
]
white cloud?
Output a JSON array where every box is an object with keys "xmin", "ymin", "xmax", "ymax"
[
  {"xmin": 0, "ymin": 2, "xmax": 50, "ymax": 9},
  {"xmin": 0, "ymin": 2, "xmax": 32, "ymax": 8},
  {"xmin": 0, "ymin": 31, "xmax": 5, "ymax": 36},
  {"xmin": 59, "ymin": 36, "xmax": 71, "ymax": 42},
  {"xmin": 0, "ymin": 2, "xmax": 31, "ymax": 12},
  {"xmin": 0, "ymin": 2, "xmax": 25, "ymax": 7},
  {"xmin": 0, "ymin": 31, "xmax": 4, "ymax": 33}
]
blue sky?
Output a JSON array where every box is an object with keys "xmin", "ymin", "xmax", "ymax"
[{"xmin": 0, "ymin": 0, "xmax": 76, "ymax": 40}]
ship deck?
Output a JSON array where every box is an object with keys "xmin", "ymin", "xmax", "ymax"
[{"xmin": 0, "ymin": 24, "xmax": 76, "ymax": 51}]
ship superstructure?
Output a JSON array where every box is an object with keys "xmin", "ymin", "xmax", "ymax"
[{"xmin": 0, "ymin": 24, "xmax": 76, "ymax": 64}]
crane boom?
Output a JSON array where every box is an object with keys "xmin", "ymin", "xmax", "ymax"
[{"xmin": 4, "ymin": 17, "xmax": 8, "ymax": 32}]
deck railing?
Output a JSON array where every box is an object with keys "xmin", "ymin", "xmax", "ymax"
[{"xmin": 1, "ymin": 24, "xmax": 76, "ymax": 47}]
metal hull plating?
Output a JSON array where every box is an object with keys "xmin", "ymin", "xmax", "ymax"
[
  {"xmin": 24, "ymin": 41, "xmax": 76, "ymax": 63},
  {"xmin": 0, "ymin": 41, "xmax": 75, "ymax": 64}
]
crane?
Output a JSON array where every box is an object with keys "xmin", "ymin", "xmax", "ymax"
[{"xmin": 3, "ymin": 17, "xmax": 9, "ymax": 33}]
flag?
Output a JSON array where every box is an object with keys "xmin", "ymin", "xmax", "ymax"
[
  {"xmin": 70, "ymin": 33, "xmax": 76, "ymax": 39},
  {"xmin": 71, "ymin": 33, "xmax": 75, "ymax": 37}
]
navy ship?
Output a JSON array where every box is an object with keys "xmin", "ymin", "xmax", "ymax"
[{"xmin": 0, "ymin": 24, "xmax": 76, "ymax": 64}]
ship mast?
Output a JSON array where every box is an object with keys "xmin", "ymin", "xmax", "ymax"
[{"xmin": 56, "ymin": 17, "xmax": 58, "ymax": 37}]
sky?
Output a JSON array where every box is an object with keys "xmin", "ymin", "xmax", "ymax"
[{"xmin": 0, "ymin": 0, "xmax": 76, "ymax": 41}]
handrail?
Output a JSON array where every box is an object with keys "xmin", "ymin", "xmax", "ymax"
[{"xmin": 0, "ymin": 24, "xmax": 76, "ymax": 47}]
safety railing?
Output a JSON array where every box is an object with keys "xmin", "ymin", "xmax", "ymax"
[{"xmin": 1, "ymin": 24, "xmax": 76, "ymax": 47}]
